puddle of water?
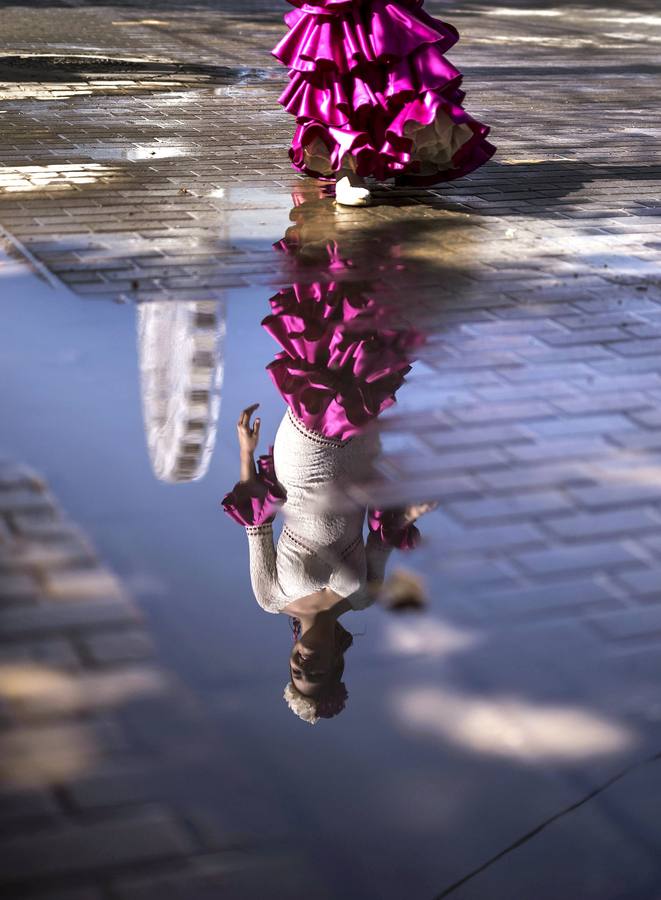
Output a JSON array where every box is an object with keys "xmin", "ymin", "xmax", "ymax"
[{"xmin": 0, "ymin": 189, "xmax": 656, "ymax": 899}]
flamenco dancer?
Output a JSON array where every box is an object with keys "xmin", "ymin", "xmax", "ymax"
[
  {"xmin": 222, "ymin": 199, "xmax": 436, "ymax": 723},
  {"xmin": 272, "ymin": 0, "xmax": 496, "ymax": 206}
]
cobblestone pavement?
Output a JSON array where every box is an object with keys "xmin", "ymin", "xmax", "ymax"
[{"xmin": 2, "ymin": 0, "xmax": 661, "ymax": 897}]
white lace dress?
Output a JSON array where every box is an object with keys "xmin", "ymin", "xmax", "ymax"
[{"xmin": 244, "ymin": 409, "xmax": 394, "ymax": 614}]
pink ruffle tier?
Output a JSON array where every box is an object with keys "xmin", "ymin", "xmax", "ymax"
[
  {"xmin": 264, "ymin": 294, "xmax": 421, "ymax": 440},
  {"xmin": 263, "ymin": 238, "xmax": 424, "ymax": 441},
  {"xmin": 272, "ymin": 0, "xmax": 495, "ymax": 183}
]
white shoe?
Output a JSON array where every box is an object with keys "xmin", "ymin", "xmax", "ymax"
[{"xmin": 335, "ymin": 174, "xmax": 371, "ymax": 207}]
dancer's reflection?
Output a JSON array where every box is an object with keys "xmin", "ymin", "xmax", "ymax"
[{"xmin": 222, "ymin": 204, "xmax": 435, "ymax": 724}]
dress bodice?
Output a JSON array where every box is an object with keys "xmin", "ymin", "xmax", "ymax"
[{"xmin": 244, "ymin": 410, "xmax": 388, "ymax": 613}]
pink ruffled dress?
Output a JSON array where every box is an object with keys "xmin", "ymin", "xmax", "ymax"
[{"xmin": 272, "ymin": 0, "xmax": 495, "ymax": 183}]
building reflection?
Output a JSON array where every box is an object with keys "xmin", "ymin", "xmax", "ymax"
[{"xmin": 137, "ymin": 299, "xmax": 225, "ymax": 483}]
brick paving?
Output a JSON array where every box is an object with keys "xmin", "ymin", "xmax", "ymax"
[{"xmin": 2, "ymin": 0, "xmax": 661, "ymax": 896}]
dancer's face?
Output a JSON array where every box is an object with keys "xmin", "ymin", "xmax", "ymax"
[{"xmin": 289, "ymin": 638, "xmax": 336, "ymax": 697}]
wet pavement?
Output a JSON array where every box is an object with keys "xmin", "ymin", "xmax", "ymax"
[{"xmin": 1, "ymin": 1, "xmax": 661, "ymax": 898}]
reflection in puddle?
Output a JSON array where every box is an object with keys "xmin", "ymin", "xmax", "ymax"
[
  {"xmin": 137, "ymin": 300, "xmax": 225, "ymax": 483},
  {"xmin": 392, "ymin": 686, "xmax": 634, "ymax": 761},
  {"xmin": 0, "ymin": 662, "xmax": 165, "ymax": 718},
  {"xmin": 0, "ymin": 663, "xmax": 166, "ymax": 787},
  {"xmin": 382, "ymin": 616, "xmax": 479, "ymax": 658},
  {"xmin": 0, "ymin": 720, "xmax": 99, "ymax": 789},
  {"xmin": 220, "ymin": 191, "xmax": 436, "ymax": 724}
]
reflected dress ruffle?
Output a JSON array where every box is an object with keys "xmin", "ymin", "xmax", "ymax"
[
  {"xmin": 272, "ymin": 0, "xmax": 496, "ymax": 183},
  {"xmin": 263, "ymin": 238, "xmax": 424, "ymax": 441}
]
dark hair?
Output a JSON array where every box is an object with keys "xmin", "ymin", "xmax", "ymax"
[{"xmin": 315, "ymin": 679, "xmax": 349, "ymax": 720}]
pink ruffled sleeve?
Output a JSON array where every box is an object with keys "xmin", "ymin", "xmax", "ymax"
[
  {"xmin": 368, "ymin": 508, "xmax": 420, "ymax": 550},
  {"xmin": 222, "ymin": 449, "xmax": 287, "ymax": 527}
]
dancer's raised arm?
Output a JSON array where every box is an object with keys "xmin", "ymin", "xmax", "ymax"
[
  {"xmin": 237, "ymin": 403, "xmax": 261, "ymax": 483},
  {"xmin": 222, "ymin": 404, "xmax": 287, "ymax": 612},
  {"xmin": 359, "ymin": 503, "xmax": 437, "ymax": 607},
  {"xmin": 245, "ymin": 523, "xmax": 280, "ymax": 613}
]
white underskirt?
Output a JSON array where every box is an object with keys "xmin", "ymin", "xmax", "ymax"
[{"xmin": 302, "ymin": 109, "xmax": 474, "ymax": 179}]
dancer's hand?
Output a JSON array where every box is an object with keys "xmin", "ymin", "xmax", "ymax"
[
  {"xmin": 237, "ymin": 404, "xmax": 261, "ymax": 456},
  {"xmin": 401, "ymin": 501, "xmax": 439, "ymax": 525}
]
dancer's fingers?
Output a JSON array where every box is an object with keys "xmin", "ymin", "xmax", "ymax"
[{"xmin": 238, "ymin": 403, "xmax": 260, "ymax": 426}]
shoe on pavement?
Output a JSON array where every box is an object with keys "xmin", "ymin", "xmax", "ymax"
[{"xmin": 335, "ymin": 173, "xmax": 371, "ymax": 207}]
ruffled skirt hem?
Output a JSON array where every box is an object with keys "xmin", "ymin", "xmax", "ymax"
[{"xmin": 272, "ymin": 0, "xmax": 495, "ymax": 184}]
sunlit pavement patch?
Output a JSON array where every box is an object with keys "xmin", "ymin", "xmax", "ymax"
[
  {"xmin": 0, "ymin": 163, "xmax": 123, "ymax": 193},
  {"xmin": 42, "ymin": 144, "xmax": 193, "ymax": 161},
  {"xmin": 380, "ymin": 614, "xmax": 481, "ymax": 658}
]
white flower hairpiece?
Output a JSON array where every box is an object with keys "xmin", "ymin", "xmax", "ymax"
[{"xmin": 283, "ymin": 681, "xmax": 319, "ymax": 725}]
